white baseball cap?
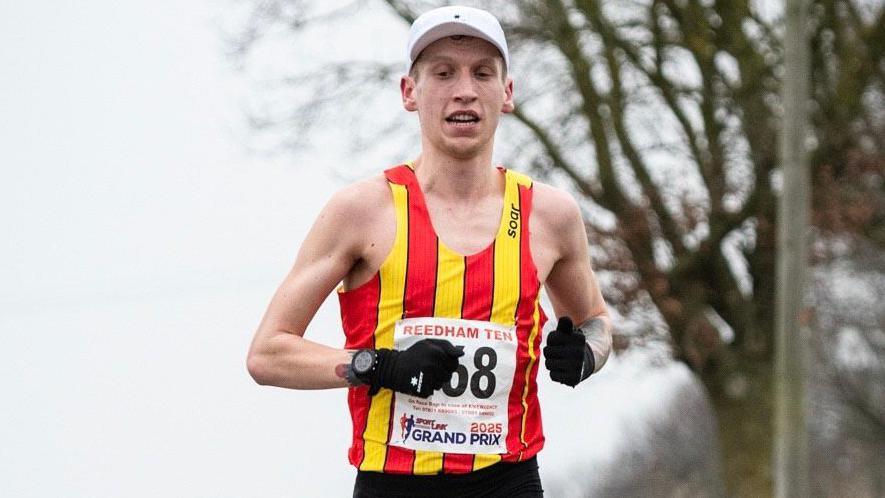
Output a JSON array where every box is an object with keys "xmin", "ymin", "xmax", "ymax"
[{"xmin": 407, "ymin": 6, "xmax": 510, "ymax": 71}]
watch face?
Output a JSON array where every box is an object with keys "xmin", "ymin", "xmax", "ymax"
[{"xmin": 353, "ymin": 350, "xmax": 374, "ymax": 374}]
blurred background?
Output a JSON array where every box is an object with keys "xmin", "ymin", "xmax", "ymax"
[{"xmin": 1, "ymin": 0, "xmax": 882, "ymax": 497}]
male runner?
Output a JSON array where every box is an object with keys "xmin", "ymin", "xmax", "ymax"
[{"xmin": 247, "ymin": 6, "xmax": 613, "ymax": 497}]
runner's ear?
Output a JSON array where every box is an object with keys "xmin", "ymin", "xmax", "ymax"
[
  {"xmin": 401, "ymin": 75, "xmax": 418, "ymax": 112},
  {"xmin": 501, "ymin": 77, "xmax": 514, "ymax": 114}
]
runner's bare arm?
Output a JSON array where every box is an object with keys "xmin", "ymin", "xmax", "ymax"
[
  {"xmin": 246, "ymin": 178, "xmax": 391, "ymax": 389},
  {"xmin": 535, "ymin": 185, "xmax": 613, "ymax": 373}
]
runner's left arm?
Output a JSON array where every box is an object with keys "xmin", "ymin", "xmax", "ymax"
[{"xmin": 541, "ymin": 190, "xmax": 613, "ymax": 376}]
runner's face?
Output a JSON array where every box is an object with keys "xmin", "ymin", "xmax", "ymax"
[{"xmin": 401, "ymin": 37, "xmax": 514, "ymax": 160}]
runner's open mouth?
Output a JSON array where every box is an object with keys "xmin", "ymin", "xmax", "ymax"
[{"xmin": 446, "ymin": 111, "xmax": 480, "ymax": 124}]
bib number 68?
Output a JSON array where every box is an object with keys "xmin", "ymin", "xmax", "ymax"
[{"xmin": 442, "ymin": 347, "xmax": 497, "ymax": 399}]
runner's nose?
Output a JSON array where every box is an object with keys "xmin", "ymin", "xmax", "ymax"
[{"xmin": 452, "ymin": 71, "xmax": 478, "ymax": 103}]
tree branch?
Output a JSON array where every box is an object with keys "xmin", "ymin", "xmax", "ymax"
[
  {"xmin": 542, "ymin": 0, "xmax": 631, "ymax": 213},
  {"xmin": 577, "ymin": 0, "xmax": 689, "ymax": 258},
  {"xmin": 510, "ymin": 106, "xmax": 603, "ymax": 204}
]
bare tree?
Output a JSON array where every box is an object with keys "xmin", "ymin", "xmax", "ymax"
[
  {"xmin": 226, "ymin": 0, "xmax": 884, "ymax": 494},
  {"xmin": 808, "ymin": 238, "xmax": 885, "ymax": 497}
]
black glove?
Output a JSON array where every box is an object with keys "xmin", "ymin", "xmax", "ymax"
[
  {"xmin": 543, "ymin": 317, "xmax": 595, "ymax": 387},
  {"xmin": 368, "ymin": 338, "xmax": 465, "ymax": 398}
]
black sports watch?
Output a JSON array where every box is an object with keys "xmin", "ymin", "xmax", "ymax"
[{"xmin": 348, "ymin": 349, "xmax": 378, "ymax": 386}]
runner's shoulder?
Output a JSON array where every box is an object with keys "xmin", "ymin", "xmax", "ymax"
[
  {"xmin": 529, "ymin": 180, "xmax": 583, "ymax": 232},
  {"xmin": 321, "ymin": 173, "xmax": 392, "ymax": 231}
]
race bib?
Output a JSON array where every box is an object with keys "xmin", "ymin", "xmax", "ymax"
[{"xmin": 388, "ymin": 317, "xmax": 517, "ymax": 454}]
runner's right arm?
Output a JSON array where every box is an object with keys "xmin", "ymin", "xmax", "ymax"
[
  {"xmin": 246, "ymin": 177, "xmax": 461, "ymax": 392},
  {"xmin": 246, "ymin": 181, "xmax": 380, "ymax": 390}
]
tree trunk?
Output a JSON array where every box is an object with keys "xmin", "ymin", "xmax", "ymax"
[{"xmin": 704, "ymin": 357, "xmax": 774, "ymax": 497}]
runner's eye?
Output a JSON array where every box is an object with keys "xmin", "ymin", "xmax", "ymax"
[{"xmin": 475, "ymin": 67, "xmax": 494, "ymax": 79}]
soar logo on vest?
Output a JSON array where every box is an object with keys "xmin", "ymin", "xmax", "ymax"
[{"xmin": 506, "ymin": 202, "xmax": 521, "ymax": 238}]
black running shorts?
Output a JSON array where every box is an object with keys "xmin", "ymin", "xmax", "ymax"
[{"xmin": 352, "ymin": 456, "xmax": 543, "ymax": 498}]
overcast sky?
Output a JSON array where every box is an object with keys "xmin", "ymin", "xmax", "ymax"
[{"xmin": 0, "ymin": 2, "xmax": 689, "ymax": 497}]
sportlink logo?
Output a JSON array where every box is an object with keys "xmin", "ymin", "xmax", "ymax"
[
  {"xmin": 397, "ymin": 415, "xmax": 502, "ymax": 446},
  {"xmin": 400, "ymin": 413, "xmax": 415, "ymax": 440}
]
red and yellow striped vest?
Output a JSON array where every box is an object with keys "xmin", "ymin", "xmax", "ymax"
[{"xmin": 338, "ymin": 163, "xmax": 547, "ymax": 475}]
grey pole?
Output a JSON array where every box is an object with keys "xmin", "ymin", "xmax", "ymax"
[{"xmin": 774, "ymin": 0, "xmax": 811, "ymax": 496}]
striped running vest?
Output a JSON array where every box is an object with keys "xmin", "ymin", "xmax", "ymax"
[{"xmin": 338, "ymin": 163, "xmax": 547, "ymax": 475}]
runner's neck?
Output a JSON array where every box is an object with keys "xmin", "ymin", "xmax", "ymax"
[{"xmin": 412, "ymin": 154, "xmax": 502, "ymax": 203}]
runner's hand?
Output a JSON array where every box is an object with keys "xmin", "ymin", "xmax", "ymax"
[
  {"xmin": 543, "ymin": 317, "xmax": 595, "ymax": 387},
  {"xmin": 369, "ymin": 339, "xmax": 465, "ymax": 398}
]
